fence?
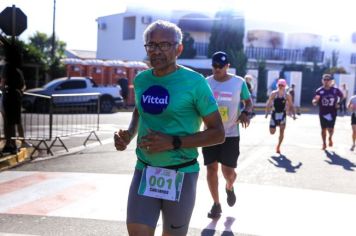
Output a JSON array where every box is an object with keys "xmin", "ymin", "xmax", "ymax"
[{"xmin": 0, "ymin": 92, "xmax": 102, "ymax": 158}]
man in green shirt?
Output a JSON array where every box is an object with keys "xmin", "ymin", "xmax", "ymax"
[{"xmin": 114, "ymin": 20, "xmax": 224, "ymax": 236}]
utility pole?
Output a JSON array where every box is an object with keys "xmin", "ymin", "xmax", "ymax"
[{"xmin": 51, "ymin": 0, "xmax": 56, "ymax": 63}]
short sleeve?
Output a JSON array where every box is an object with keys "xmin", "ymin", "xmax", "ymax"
[
  {"xmin": 315, "ymin": 89, "xmax": 321, "ymax": 96},
  {"xmin": 194, "ymin": 77, "xmax": 218, "ymax": 117},
  {"xmin": 240, "ymin": 81, "xmax": 251, "ymax": 100}
]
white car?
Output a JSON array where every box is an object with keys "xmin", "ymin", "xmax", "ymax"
[{"xmin": 22, "ymin": 77, "xmax": 124, "ymax": 113}]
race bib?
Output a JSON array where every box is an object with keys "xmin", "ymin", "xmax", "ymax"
[
  {"xmin": 275, "ymin": 112, "xmax": 284, "ymax": 120},
  {"xmin": 218, "ymin": 106, "xmax": 229, "ymax": 122},
  {"xmin": 138, "ymin": 166, "xmax": 185, "ymax": 202},
  {"xmin": 323, "ymin": 113, "xmax": 333, "ymax": 121}
]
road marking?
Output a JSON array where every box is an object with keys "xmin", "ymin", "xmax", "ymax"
[
  {"xmin": 0, "ymin": 171, "xmax": 355, "ymax": 236},
  {"xmin": 0, "ymin": 172, "xmax": 60, "ymax": 195},
  {"xmin": 5, "ymin": 183, "xmax": 96, "ymax": 215}
]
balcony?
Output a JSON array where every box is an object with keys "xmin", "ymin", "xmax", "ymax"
[
  {"xmin": 192, "ymin": 43, "xmax": 325, "ymax": 63},
  {"xmin": 245, "ymin": 47, "xmax": 324, "ymax": 63}
]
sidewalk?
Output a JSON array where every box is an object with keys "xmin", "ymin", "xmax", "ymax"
[{"xmin": 0, "ymin": 130, "xmax": 107, "ymax": 171}]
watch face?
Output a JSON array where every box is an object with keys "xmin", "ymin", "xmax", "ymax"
[{"xmin": 173, "ymin": 136, "xmax": 181, "ymax": 149}]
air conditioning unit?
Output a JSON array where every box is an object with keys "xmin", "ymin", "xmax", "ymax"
[
  {"xmin": 141, "ymin": 16, "xmax": 152, "ymax": 25},
  {"xmin": 98, "ymin": 22, "xmax": 106, "ymax": 30}
]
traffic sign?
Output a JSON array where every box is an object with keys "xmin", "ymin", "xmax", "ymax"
[{"xmin": 0, "ymin": 6, "xmax": 27, "ymax": 36}]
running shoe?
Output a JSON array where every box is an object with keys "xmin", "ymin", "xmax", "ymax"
[
  {"xmin": 2, "ymin": 146, "xmax": 18, "ymax": 154},
  {"xmin": 351, "ymin": 145, "xmax": 355, "ymax": 151},
  {"xmin": 207, "ymin": 203, "xmax": 222, "ymax": 218},
  {"xmin": 21, "ymin": 141, "xmax": 33, "ymax": 148},
  {"xmin": 226, "ymin": 187, "xmax": 236, "ymax": 207}
]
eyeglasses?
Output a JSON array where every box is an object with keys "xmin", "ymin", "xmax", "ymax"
[
  {"xmin": 323, "ymin": 79, "xmax": 331, "ymax": 81},
  {"xmin": 212, "ymin": 63, "xmax": 225, "ymax": 69},
  {"xmin": 144, "ymin": 42, "xmax": 177, "ymax": 51},
  {"xmin": 278, "ymin": 84, "xmax": 285, "ymax": 87}
]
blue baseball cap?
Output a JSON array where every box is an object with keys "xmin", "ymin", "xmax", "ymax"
[{"xmin": 212, "ymin": 51, "xmax": 229, "ymax": 66}]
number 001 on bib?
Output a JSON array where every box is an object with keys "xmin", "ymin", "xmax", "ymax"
[{"xmin": 138, "ymin": 166, "xmax": 185, "ymax": 202}]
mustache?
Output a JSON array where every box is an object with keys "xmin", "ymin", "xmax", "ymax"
[{"xmin": 150, "ymin": 57, "xmax": 166, "ymax": 62}]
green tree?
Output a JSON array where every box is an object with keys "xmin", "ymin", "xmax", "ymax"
[
  {"xmin": 0, "ymin": 32, "xmax": 67, "ymax": 88},
  {"xmin": 324, "ymin": 50, "xmax": 347, "ymax": 74},
  {"xmin": 227, "ymin": 49, "xmax": 247, "ymax": 77},
  {"xmin": 28, "ymin": 31, "xmax": 66, "ymax": 79},
  {"xmin": 208, "ymin": 10, "xmax": 247, "ymax": 76},
  {"xmin": 180, "ymin": 32, "xmax": 197, "ymax": 59},
  {"xmin": 256, "ymin": 61, "xmax": 267, "ymax": 103}
]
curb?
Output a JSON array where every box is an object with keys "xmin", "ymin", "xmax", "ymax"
[{"xmin": 0, "ymin": 148, "xmax": 32, "ymax": 171}]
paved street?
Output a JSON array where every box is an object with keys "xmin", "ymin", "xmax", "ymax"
[{"xmin": 0, "ymin": 111, "xmax": 356, "ymax": 236}]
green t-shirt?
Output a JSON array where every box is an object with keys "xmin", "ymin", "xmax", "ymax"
[{"xmin": 133, "ymin": 66, "xmax": 218, "ymax": 173}]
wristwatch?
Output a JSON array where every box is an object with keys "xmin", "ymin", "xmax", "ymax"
[
  {"xmin": 172, "ymin": 136, "xmax": 182, "ymax": 150},
  {"xmin": 241, "ymin": 110, "xmax": 250, "ymax": 116}
]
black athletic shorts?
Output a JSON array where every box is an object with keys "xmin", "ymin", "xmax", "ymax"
[
  {"xmin": 352, "ymin": 113, "xmax": 356, "ymax": 125},
  {"xmin": 269, "ymin": 111, "xmax": 286, "ymax": 129},
  {"xmin": 202, "ymin": 137, "xmax": 240, "ymax": 168},
  {"xmin": 319, "ymin": 114, "xmax": 336, "ymax": 129}
]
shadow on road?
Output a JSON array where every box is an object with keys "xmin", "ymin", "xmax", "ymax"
[
  {"xmin": 268, "ymin": 154, "xmax": 302, "ymax": 173},
  {"xmin": 324, "ymin": 150, "xmax": 356, "ymax": 171},
  {"xmin": 201, "ymin": 217, "xmax": 236, "ymax": 236}
]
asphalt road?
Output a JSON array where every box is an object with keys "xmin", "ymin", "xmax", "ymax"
[{"xmin": 0, "ymin": 110, "xmax": 355, "ymax": 236}]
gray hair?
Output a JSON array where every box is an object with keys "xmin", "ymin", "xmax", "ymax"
[{"xmin": 143, "ymin": 20, "xmax": 183, "ymax": 44}]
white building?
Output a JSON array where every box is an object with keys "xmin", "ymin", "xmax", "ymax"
[{"xmin": 96, "ymin": 6, "xmax": 356, "ymax": 75}]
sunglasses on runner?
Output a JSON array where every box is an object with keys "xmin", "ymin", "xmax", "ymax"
[{"xmin": 212, "ymin": 63, "xmax": 225, "ymax": 69}]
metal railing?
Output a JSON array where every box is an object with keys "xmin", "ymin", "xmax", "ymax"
[
  {"xmin": 194, "ymin": 42, "xmax": 209, "ymax": 57},
  {"xmin": 245, "ymin": 47, "xmax": 324, "ymax": 63},
  {"xmin": 0, "ymin": 92, "xmax": 102, "ymax": 158},
  {"xmin": 192, "ymin": 43, "xmax": 325, "ymax": 63}
]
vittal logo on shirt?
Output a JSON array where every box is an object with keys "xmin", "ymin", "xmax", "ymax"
[{"xmin": 141, "ymin": 85, "xmax": 169, "ymax": 114}]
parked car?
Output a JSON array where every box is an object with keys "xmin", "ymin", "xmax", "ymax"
[{"xmin": 22, "ymin": 77, "xmax": 124, "ymax": 113}]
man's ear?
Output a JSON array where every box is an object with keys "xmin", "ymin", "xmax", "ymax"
[{"xmin": 176, "ymin": 44, "xmax": 184, "ymax": 57}]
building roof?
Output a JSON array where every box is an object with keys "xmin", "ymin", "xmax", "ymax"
[
  {"xmin": 177, "ymin": 13, "xmax": 213, "ymax": 32},
  {"xmin": 65, "ymin": 49, "xmax": 97, "ymax": 60}
]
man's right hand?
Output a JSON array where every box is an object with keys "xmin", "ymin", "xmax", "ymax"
[{"xmin": 114, "ymin": 129, "xmax": 131, "ymax": 151}]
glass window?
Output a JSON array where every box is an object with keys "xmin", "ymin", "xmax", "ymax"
[
  {"xmin": 123, "ymin": 16, "xmax": 136, "ymax": 40},
  {"xmin": 55, "ymin": 80, "xmax": 86, "ymax": 90}
]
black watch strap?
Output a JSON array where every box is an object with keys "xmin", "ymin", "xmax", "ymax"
[
  {"xmin": 172, "ymin": 136, "xmax": 182, "ymax": 150},
  {"xmin": 241, "ymin": 110, "xmax": 250, "ymax": 116}
]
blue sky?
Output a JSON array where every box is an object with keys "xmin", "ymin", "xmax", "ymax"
[{"xmin": 1, "ymin": 0, "xmax": 354, "ymax": 51}]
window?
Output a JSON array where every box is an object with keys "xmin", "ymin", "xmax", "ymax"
[
  {"xmin": 123, "ymin": 16, "xmax": 136, "ymax": 40},
  {"xmin": 55, "ymin": 80, "xmax": 86, "ymax": 90}
]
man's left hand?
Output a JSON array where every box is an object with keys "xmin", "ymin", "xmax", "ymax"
[
  {"xmin": 237, "ymin": 113, "xmax": 250, "ymax": 128},
  {"xmin": 138, "ymin": 130, "xmax": 173, "ymax": 153}
]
